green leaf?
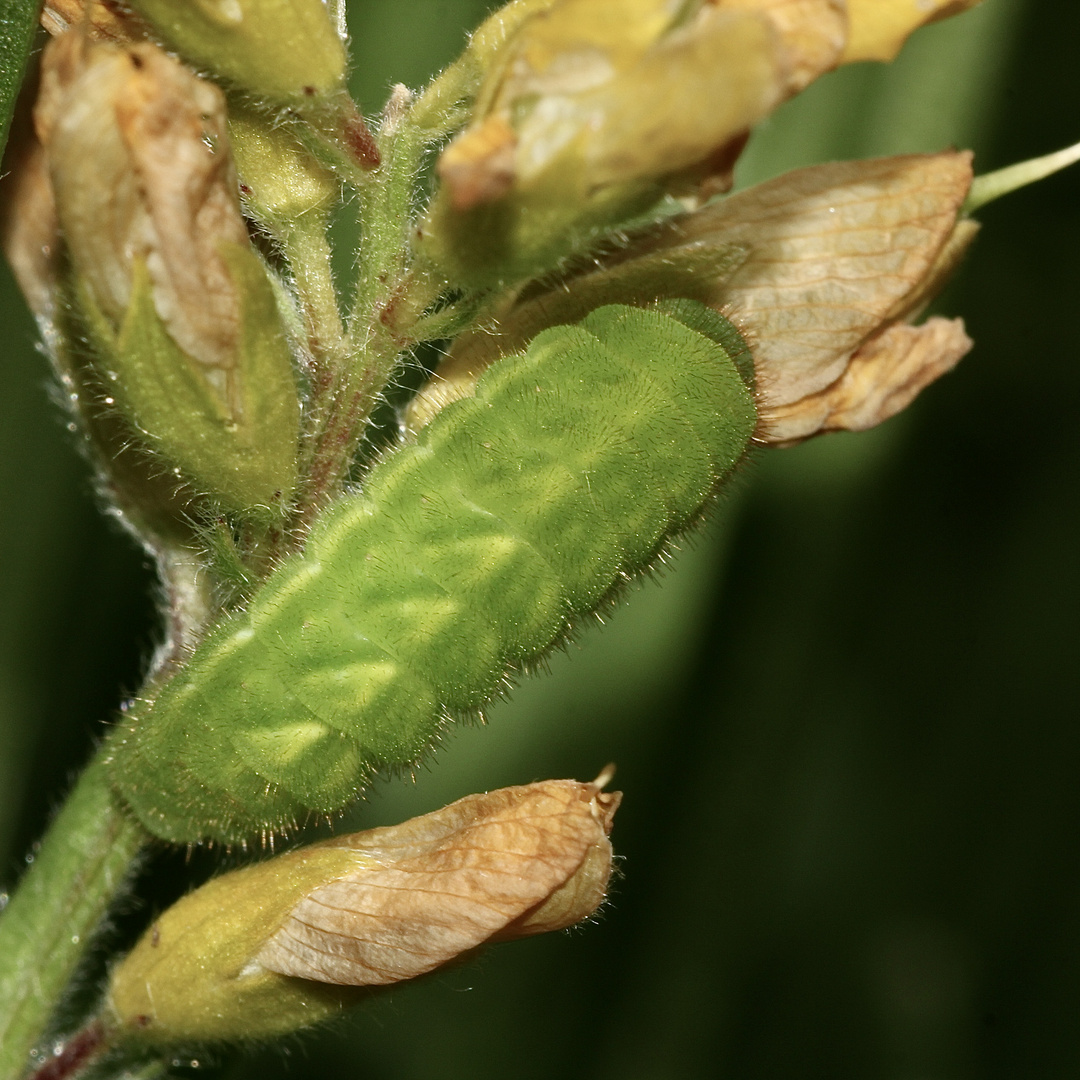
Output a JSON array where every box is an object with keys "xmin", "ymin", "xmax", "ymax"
[{"xmin": 0, "ymin": 0, "xmax": 38, "ymax": 163}]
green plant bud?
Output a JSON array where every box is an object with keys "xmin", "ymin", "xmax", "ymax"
[
  {"xmin": 108, "ymin": 843, "xmax": 369, "ymax": 1043},
  {"xmin": 108, "ymin": 777, "xmax": 619, "ymax": 1043},
  {"xmin": 228, "ymin": 105, "xmax": 339, "ymax": 231},
  {"xmin": 36, "ymin": 31, "xmax": 300, "ymax": 514},
  {"xmin": 126, "ymin": 0, "xmax": 346, "ymax": 103}
]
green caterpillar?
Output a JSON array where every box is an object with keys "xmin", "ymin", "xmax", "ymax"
[{"xmin": 110, "ymin": 302, "xmax": 757, "ymax": 844}]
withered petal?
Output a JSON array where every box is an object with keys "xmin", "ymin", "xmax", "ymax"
[
  {"xmin": 37, "ymin": 30, "xmax": 248, "ymax": 374},
  {"xmin": 758, "ymin": 315, "xmax": 972, "ymax": 445},
  {"xmin": 675, "ymin": 151, "xmax": 973, "ymax": 404},
  {"xmin": 842, "ymin": 0, "xmax": 984, "ymax": 64},
  {"xmin": 721, "ymin": 0, "xmax": 848, "ymax": 93},
  {"xmin": 256, "ymin": 778, "xmax": 620, "ymax": 986}
]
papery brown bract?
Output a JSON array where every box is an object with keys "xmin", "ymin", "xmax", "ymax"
[
  {"xmin": 256, "ymin": 777, "xmax": 621, "ymax": 985},
  {"xmin": 107, "ymin": 777, "xmax": 620, "ymax": 1043},
  {"xmin": 652, "ymin": 151, "xmax": 977, "ymax": 414},
  {"xmin": 761, "ymin": 316, "xmax": 973, "ymax": 445},
  {"xmin": 411, "ymin": 151, "xmax": 977, "ymax": 446}
]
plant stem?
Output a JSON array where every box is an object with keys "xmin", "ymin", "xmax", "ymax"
[
  {"xmin": 0, "ymin": 755, "xmax": 148, "ymax": 1080},
  {"xmin": 291, "ymin": 110, "xmax": 441, "ymax": 532}
]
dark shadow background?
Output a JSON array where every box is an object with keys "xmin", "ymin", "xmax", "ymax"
[{"xmin": 2, "ymin": 1, "xmax": 1078, "ymax": 1077}]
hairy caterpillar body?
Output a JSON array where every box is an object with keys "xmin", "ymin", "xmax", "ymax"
[{"xmin": 110, "ymin": 303, "xmax": 757, "ymax": 843}]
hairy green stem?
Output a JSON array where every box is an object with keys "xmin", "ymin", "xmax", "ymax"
[
  {"xmin": 0, "ymin": 755, "xmax": 147, "ymax": 1080},
  {"xmin": 291, "ymin": 112, "xmax": 438, "ymax": 532}
]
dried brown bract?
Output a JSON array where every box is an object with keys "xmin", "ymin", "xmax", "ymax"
[
  {"xmin": 255, "ymin": 773, "xmax": 621, "ymax": 985},
  {"xmin": 108, "ymin": 772, "xmax": 621, "ymax": 1042}
]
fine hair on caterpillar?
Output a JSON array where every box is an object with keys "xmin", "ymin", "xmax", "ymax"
[{"xmin": 110, "ymin": 301, "xmax": 758, "ymax": 844}]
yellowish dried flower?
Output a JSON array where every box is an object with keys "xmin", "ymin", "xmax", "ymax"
[
  {"xmin": 420, "ymin": 0, "xmax": 790, "ymax": 285},
  {"xmin": 673, "ymin": 151, "xmax": 977, "ymax": 439},
  {"xmin": 108, "ymin": 774, "xmax": 620, "ymax": 1043},
  {"xmin": 761, "ymin": 316, "xmax": 972, "ymax": 445},
  {"xmin": 409, "ymin": 151, "xmax": 977, "ymax": 443},
  {"xmin": 721, "ymin": 0, "xmax": 847, "ymax": 94},
  {"xmin": 36, "ymin": 30, "xmax": 248, "ymax": 386},
  {"xmin": 26, "ymin": 29, "xmax": 302, "ymax": 514}
]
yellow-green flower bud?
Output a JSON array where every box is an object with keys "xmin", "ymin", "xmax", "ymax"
[
  {"xmin": 126, "ymin": 0, "xmax": 347, "ymax": 104},
  {"xmin": 36, "ymin": 30, "xmax": 300, "ymax": 514},
  {"xmin": 228, "ymin": 105, "xmax": 339, "ymax": 232},
  {"xmin": 416, "ymin": 0, "xmax": 790, "ymax": 288},
  {"xmin": 108, "ymin": 775, "xmax": 620, "ymax": 1044}
]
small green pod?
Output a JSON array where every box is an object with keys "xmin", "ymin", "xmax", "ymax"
[{"xmin": 110, "ymin": 303, "xmax": 757, "ymax": 844}]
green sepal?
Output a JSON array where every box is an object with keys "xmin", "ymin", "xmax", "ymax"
[
  {"xmin": 108, "ymin": 845, "xmax": 371, "ymax": 1043},
  {"xmin": 85, "ymin": 245, "xmax": 300, "ymax": 518},
  {"xmin": 228, "ymin": 104, "xmax": 339, "ymax": 233},
  {"xmin": 126, "ymin": 0, "xmax": 346, "ymax": 104}
]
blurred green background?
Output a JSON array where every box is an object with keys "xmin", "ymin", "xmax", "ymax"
[{"xmin": 2, "ymin": 1, "xmax": 1079, "ymax": 1077}]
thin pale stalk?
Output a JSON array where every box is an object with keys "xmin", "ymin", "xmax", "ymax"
[
  {"xmin": 0, "ymin": 755, "xmax": 148, "ymax": 1080},
  {"xmin": 964, "ymin": 138, "xmax": 1080, "ymax": 214}
]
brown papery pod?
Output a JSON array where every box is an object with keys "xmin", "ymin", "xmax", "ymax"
[{"xmin": 108, "ymin": 773, "xmax": 620, "ymax": 1043}]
